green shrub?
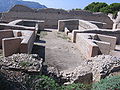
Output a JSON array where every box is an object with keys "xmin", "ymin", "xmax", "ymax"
[
  {"xmin": 61, "ymin": 83, "xmax": 91, "ymax": 90},
  {"xmin": 92, "ymin": 75, "xmax": 120, "ymax": 90},
  {"xmin": 25, "ymin": 75, "xmax": 91, "ymax": 90},
  {"xmin": 33, "ymin": 75, "xmax": 59, "ymax": 90},
  {"xmin": 25, "ymin": 75, "xmax": 59, "ymax": 90}
]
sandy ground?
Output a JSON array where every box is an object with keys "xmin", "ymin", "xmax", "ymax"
[{"xmin": 33, "ymin": 29, "xmax": 87, "ymax": 71}]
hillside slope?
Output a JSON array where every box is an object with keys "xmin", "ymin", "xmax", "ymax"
[{"xmin": 0, "ymin": 0, "xmax": 47, "ymax": 12}]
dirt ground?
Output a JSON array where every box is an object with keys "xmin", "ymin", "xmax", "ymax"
[{"xmin": 33, "ymin": 29, "xmax": 87, "ymax": 71}]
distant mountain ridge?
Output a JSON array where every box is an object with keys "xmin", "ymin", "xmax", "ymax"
[{"xmin": 0, "ymin": 0, "xmax": 47, "ymax": 12}]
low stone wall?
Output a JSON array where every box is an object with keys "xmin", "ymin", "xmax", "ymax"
[
  {"xmin": 97, "ymin": 34, "xmax": 116, "ymax": 50},
  {"xmin": 0, "ymin": 23, "xmax": 35, "ymax": 30},
  {"xmin": 0, "ymin": 19, "xmax": 45, "ymax": 34},
  {"xmin": 20, "ymin": 30, "xmax": 35, "ymax": 54},
  {"xmin": 72, "ymin": 29, "xmax": 120, "ymax": 44},
  {"xmin": 2, "ymin": 37, "xmax": 21, "ymax": 57},
  {"xmin": 8, "ymin": 19, "xmax": 45, "ymax": 31},
  {"xmin": 58, "ymin": 19, "xmax": 99, "ymax": 32},
  {"xmin": 0, "ymin": 30, "xmax": 36, "ymax": 57},
  {"xmin": 93, "ymin": 40, "xmax": 110, "ymax": 54},
  {"xmin": 0, "ymin": 30, "xmax": 13, "ymax": 47},
  {"xmin": 76, "ymin": 33, "xmax": 99, "ymax": 58},
  {"xmin": 58, "ymin": 19, "xmax": 79, "ymax": 32},
  {"xmin": 75, "ymin": 33, "xmax": 117, "ymax": 58}
]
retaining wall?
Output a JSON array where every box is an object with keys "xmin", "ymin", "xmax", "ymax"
[{"xmin": 1, "ymin": 5, "xmax": 113, "ymax": 29}]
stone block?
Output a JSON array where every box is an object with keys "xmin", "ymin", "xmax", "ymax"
[
  {"xmin": 79, "ymin": 20, "xmax": 99, "ymax": 30},
  {"xmin": 97, "ymin": 34, "xmax": 117, "ymax": 50},
  {"xmin": 58, "ymin": 20, "xmax": 65, "ymax": 32},
  {"xmin": 20, "ymin": 30, "xmax": 35, "ymax": 54},
  {"xmin": 93, "ymin": 40, "xmax": 111, "ymax": 54},
  {"xmin": 2, "ymin": 37, "xmax": 21, "ymax": 57},
  {"xmin": 71, "ymin": 30, "xmax": 82, "ymax": 43},
  {"xmin": 0, "ymin": 30, "xmax": 13, "ymax": 47},
  {"xmin": 38, "ymin": 21, "xmax": 45, "ymax": 33},
  {"xmin": 58, "ymin": 19, "xmax": 79, "ymax": 32},
  {"xmin": 76, "ymin": 33, "xmax": 99, "ymax": 58},
  {"xmin": 64, "ymin": 27, "xmax": 70, "ymax": 35},
  {"xmin": 68, "ymin": 32, "xmax": 72, "ymax": 39}
]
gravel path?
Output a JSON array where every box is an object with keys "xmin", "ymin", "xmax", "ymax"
[{"xmin": 34, "ymin": 29, "xmax": 87, "ymax": 71}]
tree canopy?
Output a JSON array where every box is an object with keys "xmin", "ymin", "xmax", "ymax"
[{"xmin": 84, "ymin": 2, "xmax": 120, "ymax": 14}]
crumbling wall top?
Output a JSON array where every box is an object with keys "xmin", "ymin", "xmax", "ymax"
[{"xmin": 9, "ymin": 5, "xmax": 35, "ymax": 12}]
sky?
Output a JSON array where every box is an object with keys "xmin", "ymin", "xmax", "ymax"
[{"xmin": 24, "ymin": 0, "xmax": 120, "ymax": 10}]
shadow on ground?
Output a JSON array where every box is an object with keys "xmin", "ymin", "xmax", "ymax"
[
  {"xmin": 32, "ymin": 34, "xmax": 46, "ymax": 61},
  {"xmin": 32, "ymin": 44, "xmax": 45, "ymax": 61}
]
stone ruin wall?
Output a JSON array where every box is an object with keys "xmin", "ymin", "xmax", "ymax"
[
  {"xmin": 1, "ymin": 5, "xmax": 113, "ymax": 29},
  {"xmin": 0, "ymin": 13, "xmax": 2, "ymax": 19}
]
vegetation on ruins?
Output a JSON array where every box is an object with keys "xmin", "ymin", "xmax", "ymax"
[
  {"xmin": 25, "ymin": 75, "xmax": 59, "ymax": 90},
  {"xmin": 20, "ymin": 74, "xmax": 91, "ymax": 90},
  {"xmin": 19, "ymin": 61, "xmax": 31, "ymax": 67},
  {"xmin": 84, "ymin": 2, "xmax": 108, "ymax": 12},
  {"xmin": 57, "ymin": 32, "xmax": 71, "ymax": 41},
  {"xmin": 29, "ymin": 75, "xmax": 120, "ymax": 90},
  {"xmin": 92, "ymin": 75, "xmax": 120, "ymax": 90},
  {"xmin": 1, "ymin": 66, "xmax": 120, "ymax": 90},
  {"xmin": 1, "ymin": 67, "xmax": 120, "ymax": 90},
  {"xmin": 39, "ymin": 31, "xmax": 48, "ymax": 38},
  {"xmin": 84, "ymin": 2, "xmax": 120, "ymax": 15}
]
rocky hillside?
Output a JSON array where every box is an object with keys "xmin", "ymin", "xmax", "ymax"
[{"xmin": 0, "ymin": 0, "xmax": 47, "ymax": 12}]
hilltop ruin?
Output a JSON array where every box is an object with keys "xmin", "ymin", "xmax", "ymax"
[{"xmin": 0, "ymin": 5, "xmax": 120, "ymax": 85}]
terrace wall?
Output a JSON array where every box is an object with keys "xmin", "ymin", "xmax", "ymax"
[{"xmin": 1, "ymin": 5, "xmax": 113, "ymax": 29}]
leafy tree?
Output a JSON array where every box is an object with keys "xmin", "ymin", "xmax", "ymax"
[
  {"xmin": 100, "ymin": 3, "xmax": 120, "ymax": 14},
  {"xmin": 84, "ymin": 2, "xmax": 120, "ymax": 14},
  {"xmin": 84, "ymin": 2, "xmax": 108, "ymax": 12}
]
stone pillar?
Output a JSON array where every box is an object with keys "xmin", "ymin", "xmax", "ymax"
[
  {"xmin": 38, "ymin": 21, "xmax": 45, "ymax": 34},
  {"xmin": 58, "ymin": 20, "xmax": 65, "ymax": 32}
]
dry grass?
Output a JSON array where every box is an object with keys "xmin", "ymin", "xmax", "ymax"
[
  {"xmin": 39, "ymin": 31, "xmax": 48, "ymax": 38},
  {"xmin": 57, "ymin": 32, "xmax": 71, "ymax": 41}
]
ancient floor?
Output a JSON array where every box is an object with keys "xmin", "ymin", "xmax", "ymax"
[{"xmin": 33, "ymin": 29, "xmax": 87, "ymax": 71}]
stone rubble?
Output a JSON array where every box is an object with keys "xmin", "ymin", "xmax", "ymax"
[
  {"xmin": 1, "ymin": 53, "xmax": 120, "ymax": 85},
  {"xmin": 90, "ymin": 55, "xmax": 120, "ymax": 82},
  {"xmin": 0, "ymin": 54, "xmax": 43, "ymax": 73},
  {"xmin": 60, "ymin": 65, "xmax": 92, "ymax": 84},
  {"xmin": 58, "ymin": 55, "xmax": 120, "ymax": 84}
]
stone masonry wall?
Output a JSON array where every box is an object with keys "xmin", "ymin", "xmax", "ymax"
[{"xmin": 1, "ymin": 5, "xmax": 113, "ymax": 29}]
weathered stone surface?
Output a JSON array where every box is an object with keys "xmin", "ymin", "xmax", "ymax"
[
  {"xmin": 90, "ymin": 55, "xmax": 120, "ymax": 82},
  {"xmin": 0, "ymin": 54, "xmax": 43, "ymax": 73},
  {"xmin": 0, "ymin": 30, "xmax": 35, "ymax": 57},
  {"xmin": 2, "ymin": 5, "xmax": 113, "ymax": 29},
  {"xmin": 0, "ymin": 54, "xmax": 43, "ymax": 90},
  {"xmin": 111, "ymin": 11, "xmax": 120, "ymax": 30},
  {"xmin": 0, "ymin": 70, "xmax": 27, "ymax": 90},
  {"xmin": 60, "ymin": 65, "xmax": 92, "ymax": 84}
]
